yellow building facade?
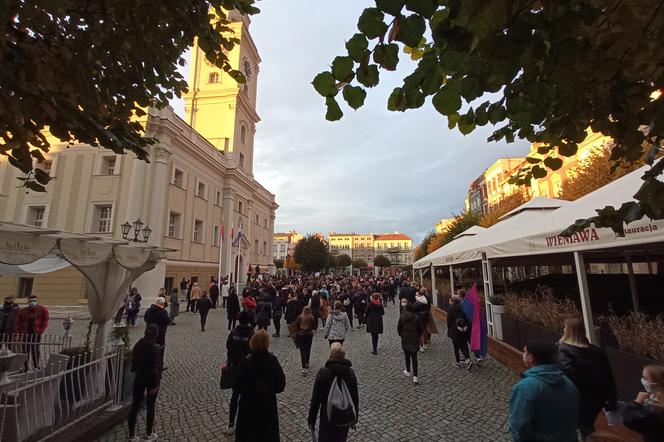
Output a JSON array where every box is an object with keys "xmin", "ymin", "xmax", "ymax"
[{"xmin": 0, "ymin": 12, "xmax": 277, "ymax": 305}]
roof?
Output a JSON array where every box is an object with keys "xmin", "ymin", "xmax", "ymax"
[
  {"xmin": 375, "ymin": 233, "xmax": 412, "ymax": 241},
  {"xmin": 499, "ymin": 197, "xmax": 569, "ymax": 220}
]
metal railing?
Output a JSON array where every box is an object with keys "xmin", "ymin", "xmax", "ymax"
[
  {"xmin": 0, "ymin": 346, "xmax": 126, "ymax": 442},
  {"xmin": 0, "ymin": 334, "xmax": 73, "ymax": 372}
]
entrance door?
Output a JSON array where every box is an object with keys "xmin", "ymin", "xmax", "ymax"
[{"xmin": 164, "ymin": 277, "xmax": 174, "ymax": 294}]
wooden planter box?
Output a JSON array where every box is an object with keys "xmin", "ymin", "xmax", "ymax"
[
  {"xmin": 501, "ymin": 314, "xmax": 521, "ymax": 350},
  {"xmin": 499, "ymin": 314, "xmax": 560, "ymax": 351},
  {"xmin": 606, "ymin": 346, "xmax": 658, "ymax": 401}
]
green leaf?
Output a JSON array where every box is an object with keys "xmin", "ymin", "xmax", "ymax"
[
  {"xmin": 458, "ymin": 121, "xmax": 475, "ymax": 135},
  {"xmin": 387, "ymin": 87, "xmax": 407, "ymax": 111},
  {"xmin": 526, "ymin": 156, "xmax": 541, "ymax": 164},
  {"xmin": 346, "ymin": 34, "xmax": 370, "ymax": 62},
  {"xmin": 331, "ymin": 56, "xmax": 354, "ymax": 81},
  {"xmin": 447, "ymin": 113, "xmax": 459, "ymax": 129},
  {"xmin": 405, "ymin": 89, "xmax": 425, "ymax": 108},
  {"xmin": 342, "ymin": 85, "xmax": 367, "ymax": 110},
  {"xmin": 558, "ymin": 142, "xmax": 578, "ymax": 157},
  {"xmin": 396, "ymin": 14, "xmax": 426, "ymax": 47},
  {"xmin": 460, "ymin": 76, "xmax": 481, "ymax": 101},
  {"xmin": 531, "ymin": 165, "xmax": 547, "ymax": 179},
  {"xmin": 474, "ymin": 105, "xmax": 488, "ymax": 126},
  {"xmin": 325, "ymin": 96, "xmax": 343, "ymax": 121},
  {"xmin": 34, "ymin": 168, "xmax": 51, "ymax": 185},
  {"xmin": 376, "ymin": 0, "xmax": 406, "ymax": 16},
  {"xmin": 537, "ymin": 144, "xmax": 551, "ymax": 155},
  {"xmin": 543, "ymin": 156, "xmax": 563, "ymax": 170},
  {"xmin": 421, "ymin": 64, "xmax": 444, "ymax": 95},
  {"xmin": 358, "ymin": 8, "xmax": 388, "ymax": 39},
  {"xmin": 432, "ymin": 85, "xmax": 462, "ymax": 116},
  {"xmin": 487, "ymin": 104, "xmax": 506, "ymax": 124},
  {"xmin": 405, "ymin": 0, "xmax": 437, "ymax": 18},
  {"xmin": 373, "ymin": 43, "xmax": 400, "ymax": 71},
  {"xmin": 357, "ymin": 64, "xmax": 380, "ymax": 87},
  {"xmin": 312, "ymin": 71, "xmax": 338, "ymax": 97}
]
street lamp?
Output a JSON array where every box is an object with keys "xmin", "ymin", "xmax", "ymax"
[{"xmin": 121, "ymin": 218, "xmax": 152, "ymax": 243}]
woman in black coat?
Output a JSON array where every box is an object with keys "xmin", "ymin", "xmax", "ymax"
[
  {"xmin": 256, "ymin": 295, "xmax": 272, "ymax": 331},
  {"xmin": 227, "ymin": 285, "xmax": 241, "ymax": 331},
  {"xmin": 446, "ymin": 296, "xmax": 472, "ymax": 369},
  {"xmin": 234, "ymin": 330, "xmax": 286, "ymax": 442},
  {"xmin": 558, "ymin": 318, "xmax": 617, "ymax": 437},
  {"xmin": 397, "ymin": 302, "xmax": 422, "ymax": 384},
  {"xmin": 364, "ymin": 293, "xmax": 385, "ymax": 355},
  {"xmin": 308, "ymin": 344, "xmax": 359, "ymax": 442}
]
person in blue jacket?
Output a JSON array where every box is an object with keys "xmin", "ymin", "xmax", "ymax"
[{"xmin": 509, "ymin": 340, "xmax": 580, "ymax": 442}]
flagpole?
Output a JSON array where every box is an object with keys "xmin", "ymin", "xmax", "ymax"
[{"xmin": 217, "ymin": 224, "xmax": 224, "ymax": 285}]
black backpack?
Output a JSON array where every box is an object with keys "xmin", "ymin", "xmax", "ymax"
[
  {"xmin": 326, "ymin": 376, "xmax": 356, "ymax": 428},
  {"xmin": 455, "ymin": 315, "xmax": 468, "ymax": 333}
]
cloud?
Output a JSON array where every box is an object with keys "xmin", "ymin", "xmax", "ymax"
[{"xmin": 174, "ymin": 1, "xmax": 531, "ymax": 244}]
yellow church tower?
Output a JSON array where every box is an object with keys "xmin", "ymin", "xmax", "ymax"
[{"xmin": 184, "ymin": 10, "xmax": 260, "ymax": 174}]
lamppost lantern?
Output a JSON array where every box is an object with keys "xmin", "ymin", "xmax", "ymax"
[
  {"xmin": 121, "ymin": 221, "xmax": 132, "ymax": 239},
  {"xmin": 62, "ymin": 314, "xmax": 74, "ymax": 338},
  {"xmin": 122, "ymin": 219, "xmax": 151, "ymax": 243},
  {"xmin": 142, "ymin": 225, "xmax": 152, "ymax": 242},
  {"xmin": 0, "ymin": 344, "xmax": 16, "ymax": 387}
]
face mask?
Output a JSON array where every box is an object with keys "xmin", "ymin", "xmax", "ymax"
[
  {"xmin": 401, "ymin": 301, "xmax": 407, "ymax": 307},
  {"xmin": 29, "ymin": 301, "xmax": 37, "ymax": 307},
  {"xmin": 642, "ymin": 377, "xmax": 653, "ymax": 393}
]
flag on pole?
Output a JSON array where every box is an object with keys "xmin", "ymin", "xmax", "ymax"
[{"xmin": 233, "ymin": 224, "xmax": 243, "ymax": 246}]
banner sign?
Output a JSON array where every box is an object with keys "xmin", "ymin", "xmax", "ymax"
[{"xmin": 0, "ymin": 231, "xmax": 56, "ymax": 265}]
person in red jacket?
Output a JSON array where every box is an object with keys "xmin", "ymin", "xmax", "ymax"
[{"xmin": 15, "ymin": 295, "xmax": 49, "ymax": 370}]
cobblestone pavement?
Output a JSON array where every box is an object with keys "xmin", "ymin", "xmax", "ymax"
[{"xmin": 95, "ymin": 304, "xmax": 516, "ymax": 441}]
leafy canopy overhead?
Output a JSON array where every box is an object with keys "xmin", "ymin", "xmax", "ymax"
[
  {"xmin": 314, "ymin": 0, "xmax": 664, "ymax": 234},
  {"xmin": 335, "ymin": 253, "xmax": 352, "ymax": 267},
  {"xmin": 1, "ymin": 0, "xmax": 258, "ymax": 191}
]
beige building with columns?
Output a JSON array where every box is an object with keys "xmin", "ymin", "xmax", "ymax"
[{"xmin": 0, "ymin": 11, "xmax": 277, "ymax": 305}]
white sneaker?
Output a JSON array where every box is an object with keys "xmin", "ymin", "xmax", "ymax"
[
  {"xmin": 419, "ymin": 346, "xmax": 425, "ymax": 353},
  {"xmin": 403, "ymin": 369, "xmax": 411, "ymax": 377},
  {"xmin": 413, "ymin": 376, "xmax": 419, "ymax": 384},
  {"xmin": 143, "ymin": 433, "xmax": 158, "ymax": 441}
]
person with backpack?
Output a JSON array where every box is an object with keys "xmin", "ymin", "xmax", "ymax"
[
  {"xmin": 398, "ymin": 301, "xmax": 422, "ymax": 384},
  {"xmin": 557, "ymin": 318, "xmax": 617, "ymax": 437},
  {"xmin": 307, "ymin": 343, "xmax": 359, "ymax": 442},
  {"xmin": 324, "ymin": 301, "xmax": 351, "ymax": 347},
  {"xmin": 447, "ymin": 295, "xmax": 473, "ymax": 370},
  {"xmin": 365, "ymin": 293, "xmax": 385, "ymax": 355},
  {"xmin": 234, "ymin": 330, "xmax": 286, "ymax": 442},
  {"xmin": 126, "ymin": 287, "xmax": 142, "ymax": 327}
]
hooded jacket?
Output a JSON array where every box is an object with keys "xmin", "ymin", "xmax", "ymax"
[
  {"xmin": 509, "ymin": 364, "xmax": 580, "ymax": 442},
  {"xmin": 324, "ymin": 310, "xmax": 350, "ymax": 341},
  {"xmin": 0, "ymin": 303, "xmax": 19, "ymax": 335},
  {"xmin": 397, "ymin": 307, "xmax": 421, "ymax": 354},
  {"xmin": 308, "ymin": 359, "xmax": 359, "ymax": 436},
  {"xmin": 284, "ymin": 297, "xmax": 299, "ymax": 324}
]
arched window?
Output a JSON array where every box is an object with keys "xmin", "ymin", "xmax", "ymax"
[
  {"xmin": 208, "ymin": 72, "xmax": 220, "ymax": 83},
  {"xmin": 240, "ymin": 125, "xmax": 246, "ymax": 144}
]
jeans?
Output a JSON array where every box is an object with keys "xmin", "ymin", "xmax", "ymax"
[
  {"xmin": 405, "ymin": 351, "xmax": 418, "ymax": 376},
  {"xmin": 128, "ymin": 379, "xmax": 158, "ymax": 437},
  {"xmin": 222, "ymin": 296, "xmax": 228, "ymax": 308},
  {"xmin": 127, "ymin": 310, "xmax": 139, "ymax": 326},
  {"xmin": 200, "ymin": 311, "xmax": 209, "ymax": 331},
  {"xmin": 312, "ymin": 313, "xmax": 320, "ymax": 330},
  {"xmin": 228, "ymin": 317, "xmax": 237, "ymax": 331},
  {"xmin": 298, "ymin": 334, "xmax": 313, "ymax": 368}
]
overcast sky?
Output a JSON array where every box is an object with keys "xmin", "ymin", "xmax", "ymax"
[{"xmin": 173, "ymin": 1, "xmax": 530, "ymax": 244}]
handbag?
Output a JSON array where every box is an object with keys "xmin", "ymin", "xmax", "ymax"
[{"xmin": 219, "ymin": 362, "xmax": 235, "ymax": 390}]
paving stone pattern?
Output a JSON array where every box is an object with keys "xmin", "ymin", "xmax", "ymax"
[{"xmin": 95, "ymin": 304, "xmax": 516, "ymax": 441}]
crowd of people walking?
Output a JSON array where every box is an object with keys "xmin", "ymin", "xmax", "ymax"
[{"xmin": 119, "ymin": 270, "xmax": 664, "ymax": 442}]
